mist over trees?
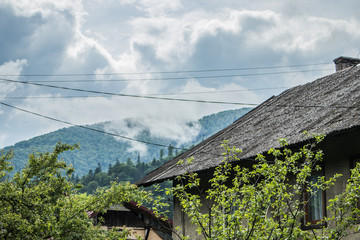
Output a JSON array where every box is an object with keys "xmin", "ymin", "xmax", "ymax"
[
  {"xmin": 75, "ymin": 144, "xmax": 186, "ymax": 194},
  {"xmin": 4, "ymin": 108, "xmax": 252, "ymax": 176}
]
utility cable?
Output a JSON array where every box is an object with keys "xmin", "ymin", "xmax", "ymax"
[
  {"xmin": 0, "ymin": 78, "xmax": 357, "ymax": 109},
  {"xmin": 0, "ymin": 77, "xmax": 260, "ymax": 106},
  {"xmin": 0, "ymin": 101, "xmax": 178, "ymax": 149},
  {"xmin": 7, "ymin": 69, "xmax": 333, "ymax": 83},
  {"xmin": 0, "ymin": 86, "xmax": 290, "ymax": 100},
  {"xmin": 0, "ymin": 62, "xmax": 332, "ymax": 77},
  {"xmin": 0, "ymin": 101, "xmax": 357, "ymax": 151}
]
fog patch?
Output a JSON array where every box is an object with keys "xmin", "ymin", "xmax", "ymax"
[
  {"xmin": 103, "ymin": 116, "xmax": 201, "ymax": 155},
  {"xmin": 0, "ymin": 59, "xmax": 27, "ymax": 99}
]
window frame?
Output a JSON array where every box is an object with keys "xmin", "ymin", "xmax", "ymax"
[{"xmin": 302, "ymin": 169, "xmax": 326, "ymax": 228}]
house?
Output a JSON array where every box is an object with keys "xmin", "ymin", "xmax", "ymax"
[
  {"xmin": 136, "ymin": 57, "xmax": 360, "ymax": 239},
  {"xmin": 89, "ymin": 202, "xmax": 172, "ymax": 240}
]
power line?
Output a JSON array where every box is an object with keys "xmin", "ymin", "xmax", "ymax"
[
  {"xmin": 0, "ymin": 77, "xmax": 260, "ymax": 106},
  {"xmin": 0, "ymin": 62, "xmax": 332, "ymax": 77},
  {"xmin": 5, "ymin": 69, "xmax": 333, "ymax": 83},
  {"xmin": 0, "ymin": 100, "xmax": 356, "ymax": 151},
  {"xmin": 0, "ymin": 86, "xmax": 291, "ymax": 100},
  {"xmin": 1, "ymin": 77, "xmax": 355, "ymax": 109},
  {"xmin": 0, "ymin": 101, "xmax": 177, "ymax": 149},
  {"xmin": 0, "ymin": 101, "xmax": 357, "ymax": 151},
  {"xmin": 2, "ymin": 95, "xmax": 357, "ymax": 110}
]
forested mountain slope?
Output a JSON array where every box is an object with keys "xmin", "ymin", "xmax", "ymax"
[{"xmin": 3, "ymin": 108, "xmax": 251, "ymax": 176}]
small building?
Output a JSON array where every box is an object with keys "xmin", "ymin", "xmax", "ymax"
[
  {"xmin": 333, "ymin": 56, "xmax": 360, "ymax": 72},
  {"xmin": 137, "ymin": 57, "xmax": 360, "ymax": 239},
  {"xmin": 89, "ymin": 202, "xmax": 172, "ymax": 240}
]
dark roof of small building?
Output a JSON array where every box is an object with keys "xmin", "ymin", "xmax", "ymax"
[
  {"xmin": 136, "ymin": 64, "xmax": 360, "ymax": 187},
  {"xmin": 123, "ymin": 201, "xmax": 173, "ymax": 240},
  {"xmin": 333, "ymin": 56, "xmax": 360, "ymax": 65},
  {"xmin": 88, "ymin": 201, "xmax": 173, "ymax": 239},
  {"xmin": 123, "ymin": 201, "xmax": 173, "ymax": 227}
]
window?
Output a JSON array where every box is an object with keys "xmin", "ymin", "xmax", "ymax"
[{"xmin": 304, "ymin": 171, "xmax": 326, "ymax": 226}]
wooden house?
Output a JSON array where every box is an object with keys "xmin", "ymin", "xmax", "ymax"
[
  {"xmin": 137, "ymin": 57, "xmax": 360, "ymax": 239},
  {"xmin": 89, "ymin": 202, "xmax": 172, "ymax": 240}
]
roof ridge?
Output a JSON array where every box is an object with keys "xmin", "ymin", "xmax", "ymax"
[{"xmin": 137, "ymin": 66, "xmax": 360, "ymax": 186}]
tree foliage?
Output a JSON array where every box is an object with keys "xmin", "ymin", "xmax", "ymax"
[
  {"xmin": 76, "ymin": 148, "xmax": 178, "ymax": 220},
  {"xmin": 77, "ymin": 147, "xmax": 181, "ymax": 194},
  {"xmin": 7, "ymin": 132, "xmax": 360, "ymax": 239},
  {"xmin": 0, "ymin": 143, "xmax": 167, "ymax": 240},
  {"xmin": 172, "ymin": 135, "xmax": 360, "ymax": 239}
]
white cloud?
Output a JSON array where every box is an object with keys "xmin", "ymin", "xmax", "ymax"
[
  {"xmin": 1, "ymin": 0, "xmax": 360, "ymax": 150},
  {"xmin": 103, "ymin": 115, "xmax": 201, "ymax": 155},
  {"xmin": 0, "ymin": 59, "xmax": 27, "ymax": 97},
  {"xmin": 1, "ymin": 0, "xmax": 86, "ymax": 23},
  {"xmin": 0, "ymin": 59, "xmax": 27, "ymax": 77},
  {"xmin": 121, "ymin": 0, "xmax": 182, "ymax": 16},
  {"xmin": 0, "ymin": 134, "xmax": 7, "ymax": 148},
  {"xmin": 127, "ymin": 9, "xmax": 360, "ymax": 70},
  {"xmin": 16, "ymin": 96, "xmax": 119, "ymax": 124}
]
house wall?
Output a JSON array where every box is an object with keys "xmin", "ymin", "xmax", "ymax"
[
  {"xmin": 100, "ymin": 209, "xmax": 144, "ymax": 227},
  {"xmin": 129, "ymin": 228, "xmax": 163, "ymax": 240},
  {"xmin": 97, "ymin": 207, "xmax": 170, "ymax": 240},
  {"xmin": 322, "ymin": 129, "xmax": 360, "ymax": 240},
  {"xmin": 172, "ymin": 170, "xmax": 214, "ymax": 240},
  {"xmin": 172, "ymin": 128, "xmax": 360, "ymax": 239}
]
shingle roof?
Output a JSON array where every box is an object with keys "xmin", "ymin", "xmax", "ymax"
[{"xmin": 137, "ymin": 65, "xmax": 360, "ymax": 186}]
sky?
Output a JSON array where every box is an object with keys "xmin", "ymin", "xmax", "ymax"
[{"xmin": 0, "ymin": 0, "xmax": 359, "ymax": 151}]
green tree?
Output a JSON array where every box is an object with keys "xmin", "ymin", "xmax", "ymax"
[
  {"xmin": 107, "ymin": 163, "xmax": 112, "ymax": 175},
  {"xmin": 94, "ymin": 172, "xmax": 111, "ymax": 187},
  {"xmin": 0, "ymin": 143, "xmax": 168, "ymax": 240},
  {"xmin": 172, "ymin": 135, "xmax": 360, "ymax": 239},
  {"xmin": 126, "ymin": 157, "xmax": 134, "ymax": 166},
  {"xmin": 151, "ymin": 157, "xmax": 157, "ymax": 166},
  {"xmin": 168, "ymin": 144, "xmax": 174, "ymax": 157},
  {"xmin": 94, "ymin": 162, "xmax": 102, "ymax": 175},
  {"xmin": 160, "ymin": 148, "xmax": 164, "ymax": 160},
  {"xmin": 86, "ymin": 180, "xmax": 99, "ymax": 193}
]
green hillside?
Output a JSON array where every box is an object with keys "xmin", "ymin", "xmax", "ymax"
[{"xmin": 3, "ymin": 108, "xmax": 251, "ymax": 176}]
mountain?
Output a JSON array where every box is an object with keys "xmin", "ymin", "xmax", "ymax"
[{"xmin": 3, "ymin": 108, "xmax": 251, "ymax": 176}]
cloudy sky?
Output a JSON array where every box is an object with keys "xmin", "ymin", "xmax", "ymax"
[{"xmin": 0, "ymin": 0, "xmax": 359, "ymax": 150}]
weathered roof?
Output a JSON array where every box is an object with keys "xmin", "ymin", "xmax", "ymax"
[
  {"xmin": 137, "ymin": 65, "xmax": 360, "ymax": 186},
  {"xmin": 333, "ymin": 56, "xmax": 360, "ymax": 65},
  {"xmin": 123, "ymin": 201, "xmax": 173, "ymax": 226}
]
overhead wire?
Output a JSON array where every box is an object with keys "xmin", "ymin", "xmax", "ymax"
[
  {"xmin": 0, "ymin": 101, "xmax": 178, "ymax": 149},
  {"xmin": 0, "ymin": 86, "xmax": 291, "ymax": 100},
  {"xmin": 0, "ymin": 62, "xmax": 343, "ymax": 149},
  {"xmin": 0, "ymin": 65, "xmax": 334, "ymax": 106},
  {"xmin": 0, "ymin": 62, "xmax": 332, "ymax": 77},
  {"xmin": 0, "ymin": 100, "xmax": 357, "ymax": 150},
  {"xmin": 0, "ymin": 77, "xmax": 260, "ymax": 106},
  {"xmin": 0, "ymin": 63, "xmax": 333, "ymax": 105},
  {"xmin": 4, "ymin": 69, "xmax": 333, "ymax": 83}
]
